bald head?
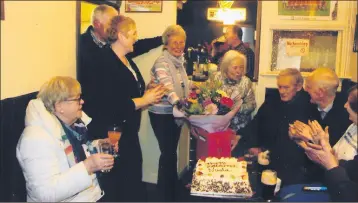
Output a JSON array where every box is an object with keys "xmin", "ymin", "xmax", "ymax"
[{"xmin": 91, "ymin": 4, "xmax": 118, "ymax": 41}]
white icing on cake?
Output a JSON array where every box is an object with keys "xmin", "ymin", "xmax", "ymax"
[{"xmin": 191, "ymin": 157, "xmax": 253, "ymax": 198}]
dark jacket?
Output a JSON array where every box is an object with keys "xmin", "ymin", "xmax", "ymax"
[
  {"xmin": 83, "ymin": 47, "xmax": 145, "ymax": 139},
  {"xmin": 78, "ymin": 26, "xmax": 162, "ymax": 87},
  {"xmin": 82, "ymin": 47, "xmax": 147, "ymax": 201},
  {"xmin": 325, "ymin": 155, "xmax": 358, "ymax": 202},
  {"xmin": 241, "ymin": 90, "xmax": 320, "ymax": 184},
  {"xmin": 313, "ymin": 93, "xmax": 352, "ymax": 146}
]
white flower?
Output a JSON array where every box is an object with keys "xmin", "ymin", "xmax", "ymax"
[{"xmin": 204, "ymin": 103, "xmax": 218, "ymax": 115}]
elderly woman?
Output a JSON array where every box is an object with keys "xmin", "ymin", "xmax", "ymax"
[
  {"xmin": 148, "ymin": 24, "xmax": 189, "ymax": 201},
  {"xmin": 82, "ymin": 15, "xmax": 166, "ymax": 202},
  {"xmin": 290, "ymin": 85, "xmax": 357, "ymax": 201},
  {"xmin": 214, "ymin": 50, "xmax": 256, "ymax": 134},
  {"xmin": 16, "ymin": 76, "xmax": 114, "ymax": 202}
]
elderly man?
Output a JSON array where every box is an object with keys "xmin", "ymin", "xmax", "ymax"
[
  {"xmin": 237, "ymin": 68, "xmax": 317, "ymax": 185},
  {"xmin": 304, "ymin": 67, "xmax": 352, "ymax": 146},
  {"xmin": 78, "ymin": 4, "xmax": 162, "ymax": 111}
]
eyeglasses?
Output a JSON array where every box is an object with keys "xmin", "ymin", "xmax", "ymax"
[{"xmin": 65, "ymin": 94, "xmax": 82, "ymax": 103}]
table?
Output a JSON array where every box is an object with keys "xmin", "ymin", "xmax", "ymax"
[{"xmin": 179, "ymin": 160, "xmax": 330, "ymax": 202}]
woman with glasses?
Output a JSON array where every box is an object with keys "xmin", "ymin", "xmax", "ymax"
[
  {"xmin": 16, "ymin": 76, "xmax": 114, "ymax": 202},
  {"xmin": 82, "ymin": 15, "xmax": 166, "ymax": 202}
]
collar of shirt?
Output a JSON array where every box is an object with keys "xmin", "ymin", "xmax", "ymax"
[
  {"xmin": 317, "ymin": 101, "xmax": 334, "ymax": 114},
  {"xmin": 90, "ymin": 29, "xmax": 107, "ymax": 48}
]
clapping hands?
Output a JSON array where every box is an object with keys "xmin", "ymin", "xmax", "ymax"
[{"xmin": 143, "ymin": 84, "xmax": 167, "ymax": 105}]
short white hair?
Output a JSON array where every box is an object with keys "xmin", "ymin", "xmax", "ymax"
[
  {"xmin": 277, "ymin": 68, "xmax": 304, "ymax": 86},
  {"xmin": 91, "ymin": 4, "xmax": 117, "ymax": 26},
  {"xmin": 162, "ymin": 25, "xmax": 186, "ymax": 46},
  {"xmin": 308, "ymin": 67, "xmax": 340, "ymax": 97},
  {"xmin": 219, "ymin": 50, "xmax": 247, "ymax": 78}
]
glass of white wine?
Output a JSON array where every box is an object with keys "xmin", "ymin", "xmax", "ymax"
[{"xmin": 98, "ymin": 142, "xmax": 114, "ymax": 173}]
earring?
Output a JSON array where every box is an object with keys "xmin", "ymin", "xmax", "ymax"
[{"xmin": 60, "ymin": 110, "xmax": 64, "ymax": 113}]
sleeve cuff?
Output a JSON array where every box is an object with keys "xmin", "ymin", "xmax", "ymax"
[{"xmin": 325, "ymin": 166, "xmax": 350, "ymax": 186}]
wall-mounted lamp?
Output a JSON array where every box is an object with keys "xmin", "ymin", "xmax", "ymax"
[{"xmin": 207, "ymin": 8, "xmax": 246, "ymax": 25}]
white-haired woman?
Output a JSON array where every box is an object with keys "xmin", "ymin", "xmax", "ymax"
[
  {"xmin": 148, "ymin": 24, "xmax": 190, "ymax": 201},
  {"xmin": 16, "ymin": 76, "xmax": 114, "ymax": 202},
  {"xmin": 214, "ymin": 50, "xmax": 256, "ymax": 136}
]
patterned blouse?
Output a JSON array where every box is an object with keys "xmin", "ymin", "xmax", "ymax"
[{"xmin": 214, "ymin": 72, "xmax": 256, "ymax": 133}]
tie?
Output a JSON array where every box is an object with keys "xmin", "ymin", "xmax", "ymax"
[{"xmin": 320, "ymin": 111, "xmax": 327, "ymax": 119}]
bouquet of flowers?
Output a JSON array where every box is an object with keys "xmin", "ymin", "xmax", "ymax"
[{"xmin": 174, "ymin": 75, "xmax": 242, "ymax": 133}]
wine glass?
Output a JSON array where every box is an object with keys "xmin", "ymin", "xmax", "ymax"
[
  {"xmin": 108, "ymin": 124, "xmax": 122, "ymax": 158},
  {"xmin": 98, "ymin": 142, "xmax": 114, "ymax": 173}
]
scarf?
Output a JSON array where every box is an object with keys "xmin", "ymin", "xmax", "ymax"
[
  {"xmin": 161, "ymin": 50, "xmax": 190, "ymax": 99},
  {"xmin": 58, "ymin": 118, "xmax": 97, "ymax": 167}
]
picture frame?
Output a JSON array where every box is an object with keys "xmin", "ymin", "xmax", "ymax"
[
  {"xmin": 278, "ymin": 0, "xmax": 338, "ymax": 21},
  {"xmin": 84, "ymin": 0, "xmax": 121, "ymax": 10},
  {"xmin": 125, "ymin": 1, "xmax": 162, "ymax": 13},
  {"xmin": 1, "ymin": 1, "xmax": 4, "ymax": 20},
  {"xmin": 354, "ymin": 14, "xmax": 358, "ymax": 52}
]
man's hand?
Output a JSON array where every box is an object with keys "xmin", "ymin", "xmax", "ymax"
[{"xmin": 231, "ymin": 134, "xmax": 241, "ymax": 151}]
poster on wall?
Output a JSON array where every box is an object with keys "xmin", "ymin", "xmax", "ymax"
[
  {"xmin": 278, "ymin": 0, "xmax": 338, "ymax": 20},
  {"xmin": 286, "ymin": 39, "xmax": 310, "ymax": 56},
  {"xmin": 125, "ymin": 1, "xmax": 162, "ymax": 13}
]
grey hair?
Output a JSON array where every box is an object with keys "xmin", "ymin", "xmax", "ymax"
[
  {"xmin": 309, "ymin": 67, "xmax": 340, "ymax": 97},
  {"xmin": 277, "ymin": 68, "xmax": 304, "ymax": 86},
  {"xmin": 37, "ymin": 76, "xmax": 81, "ymax": 113},
  {"xmin": 219, "ymin": 50, "xmax": 247, "ymax": 78},
  {"xmin": 162, "ymin": 25, "xmax": 186, "ymax": 46},
  {"xmin": 91, "ymin": 4, "xmax": 117, "ymax": 26}
]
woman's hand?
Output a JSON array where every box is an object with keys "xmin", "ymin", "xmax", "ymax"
[
  {"xmin": 83, "ymin": 153, "xmax": 114, "ymax": 174},
  {"xmin": 304, "ymin": 136, "xmax": 338, "ymax": 170},
  {"xmin": 146, "ymin": 79, "xmax": 160, "ymax": 90},
  {"xmin": 143, "ymin": 84, "xmax": 167, "ymax": 105}
]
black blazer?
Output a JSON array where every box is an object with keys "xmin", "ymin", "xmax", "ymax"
[
  {"xmin": 313, "ymin": 93, "xmax": 352, "ymax": 146},
  {"xmin": 82, "ymin": 47, "xmax": 145, "ymax": 140}
]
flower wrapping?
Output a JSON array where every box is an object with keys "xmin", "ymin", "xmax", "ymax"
[{"xmin": 173, "ymin": 101, "xmax": 242, "ymax": 133}]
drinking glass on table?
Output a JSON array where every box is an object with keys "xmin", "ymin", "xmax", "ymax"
[
  {"xmin": 108, "ymin": 124, "xmax": 122, "ymax": 158},
  {"xmin": 98, "ymin": 142, "xmax": 114, "ymax": 173},
  {"xmin": 261, "ymin": 169, "xmax": 277, "ymax": 201}
]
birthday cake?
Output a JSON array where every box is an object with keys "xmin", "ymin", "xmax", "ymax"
[{"xmin": 191, "ymin": 157, "xmax": 253, "ymax": 198}]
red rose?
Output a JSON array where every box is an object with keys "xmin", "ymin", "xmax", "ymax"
[
  {"xmin": 189, "ymin": 92, "xmax": 197, "ymax": 99},
  {"xmin": 220, "ymin": 97, "xmax": 234, "ymax": 108}
]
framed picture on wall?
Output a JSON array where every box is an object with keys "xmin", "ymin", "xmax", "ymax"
[
  {"xmin": 278, "ymin": 0, "xmax": 338, "ymax": 20},
  {"xmin": 125, "ymin": 1, "xmax": 162, "ymax": 13},
  {"xmin": 84, "ymin": 0, "xmax": 121, "ymax": 10},
  {"xmin": 354, "ymin": 14, "xmax": 358, "ymax": 52},
  {"xmin": 1, "ymin": 1, "xmax": 4, "ymax": 20}
]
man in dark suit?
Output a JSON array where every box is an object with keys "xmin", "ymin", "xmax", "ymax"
[
  {"xmin": 236, "ymin": 68, "xmax": 318, "ymax": 185},
  {"xmin": 304, "ymin": 67, "xmax": 352, "ymax": 146}
]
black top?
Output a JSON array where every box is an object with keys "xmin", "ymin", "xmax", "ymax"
[
  {"xmin": 82, "ymin": 46, "xmax": 145, "ymax": 140},
  {"xmin": 78, "ymin": 25, "xmax": 162, "ymax": 88},
  {"xmin": 78, "ymin": 26, "xmax": 162, "ymax": 138},
  {"xmin": 241, "ymin": 90, "xmax": 320, "ymax": 184},
  {"xmin": 325, "ymin": 155, "xmax": 358, "ymax": 202}
]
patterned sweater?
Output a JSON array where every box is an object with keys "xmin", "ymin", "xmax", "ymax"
[
  {"xmin": 214, "ymin": 72, "xmax": 256, "ymax": 132},
  {"xmin": 148, "ymin": 50, "xmax": 190, "ymax": 114}
]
